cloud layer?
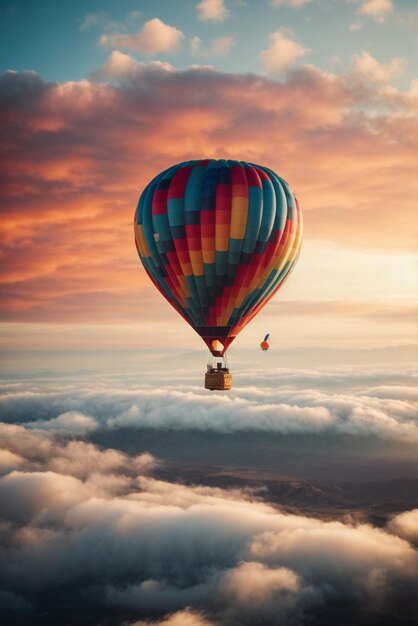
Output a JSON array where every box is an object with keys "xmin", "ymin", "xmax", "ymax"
[
  {"xmin": 1, "ymin": 58, "xmax": 417, "ymax": 331},
  {"xmin": 1, "ymin": 365, "xmax": 416, "ymax": 441},
  {"xmin": 0, "ymin": 418, "xmax": 417, "ymax": 625}
]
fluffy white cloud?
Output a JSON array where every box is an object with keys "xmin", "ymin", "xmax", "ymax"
[
  {"xmin": 0, "ymin": 470, "xmax": 92, "ymax": 524},
  {"xmin": 219, "ymin": 561, "xmax": 300, "ymax": 606},
  {"xmin": 196, "ymin": 0, "xmax": 230, "ymax": 22},
  {"xmin": 0, "ymin": 422, "xmax": 156, "ymax": 480},
  {"xmin": 2, "ymin": 370, "xmax": 416, "ymax": 441},
  {"xmin": 261, "ymin": 29, "xmax": 310, "ymax": 74},
  {"xmin": 100, "ymin": 18, "xmax": 184, "ymax": 55},
  {"xmin": 0, "ymin": 409, "xmax": 417, "ymax": 624},
  {"xmin": 0, "ymin": 452, "xmax": 416, "ymax": 623},
  {"xmin": 0, "ymin": 448, "xmax": 24, "ymax": 473},
  {"xmin": 96, "ymin": 50, "xmax": 139, "ymax": 76},
  {"xmin": 358, "ymin": 0, "xmax": 394, "ymax": 23},
  {"xmin": 389, "ymin": 509, "xmax": 418, "ymax": 544},
  {"xmin": 25, "ymin": 410, "xmax": 97, "ymax": 436}
]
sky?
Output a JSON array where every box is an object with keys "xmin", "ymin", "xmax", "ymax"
[
  {"xmin": 1, "ymin": 6, "xmax": 418, "ymax": 621},
  {"xmin": 1, "ymin": 0, "xmax": 417, "ymax": 365}
]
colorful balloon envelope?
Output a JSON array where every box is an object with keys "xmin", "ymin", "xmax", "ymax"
[{"xmin": 134, "ymin": 160, "xmax": 303, "ymax": 356}]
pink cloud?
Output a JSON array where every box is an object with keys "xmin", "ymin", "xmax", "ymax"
[
  {"xmin": 351, "ymin": 51, "xmax": 405, "ymax": 84},
  {"xmin": 261, "ymin": 30, "xmax": 310, "ymax": 74},
  {"xmin": 100, "ymin": 18, "xmax": 184, "ymax": 55},
  {"xmin": 0, "ymin": 61, "xmax": 417, "ymax": 327},
  {"xmin": 196, "ymin": 0, "xmax": 230, "ymax": 22}
]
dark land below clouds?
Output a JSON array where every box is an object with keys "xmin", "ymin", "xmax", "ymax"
[{"xmin": 93, "ymin": 427, "xmax": 418, "ymax": 525}]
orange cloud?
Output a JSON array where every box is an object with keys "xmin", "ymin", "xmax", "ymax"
[{"xmin": 0, "ymin": 61, "xmax": 417, "ymax": 331}]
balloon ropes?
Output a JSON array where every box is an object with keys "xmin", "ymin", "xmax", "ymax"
[{"xmin": 134, "ymin": 159, "xmax": 303, "ymax": 390}]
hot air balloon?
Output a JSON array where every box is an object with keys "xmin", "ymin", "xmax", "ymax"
[
  {"xmin": 134, "ymin": 159, "xmax": 303, "ymax": 390},
  {"xmin": 260, "ymin": 333, "xmax": 270, "ymax": 351}
]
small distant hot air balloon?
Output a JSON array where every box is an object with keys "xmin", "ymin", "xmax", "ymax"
[
  {"xmin": 134, "ymin": 159, "xmax": 303, "ymax": 390},
  {"xmin": 260, "ymin": 333, "xmax": 270, "ymax": 351}
]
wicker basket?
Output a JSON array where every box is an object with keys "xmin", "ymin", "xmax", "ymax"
[{"xmin": 205, "ymin": 371, "xmax": 233, "ymax": 391}]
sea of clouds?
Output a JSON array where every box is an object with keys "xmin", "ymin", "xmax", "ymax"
[
  {"xmin": 0, "ymin": 365, "xmax": 417, "ymax": 624},
  {"xmin": 1, "ymin": 365, "xmax": 417, "ymax": 441},
  {"xmin": 0, "ymin": 421, "xmax": 417, "ymax": 625}
]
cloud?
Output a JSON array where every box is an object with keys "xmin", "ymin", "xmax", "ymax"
[
  {"xmin": 1, "ymin": 370, "xmax": 417, "ymax": 441},
  {"xmin": 190, "ymin": 36, "xmax": 202, "ymax": 56},
  {"xmin": 96, "ymin": 49, "xmax": 141, "ymax": 76},
  {"xmin": 261, "ymin": 29, "xmax": 310, "ymax": 74},
  {"xmin": 269, "ymin": 0, "xmax": 312, "ymax": 7},
  {"xmin": 219, "ymin": 561, "xmax": 301, "ymax": 606},
  {"xmin": 358, "ymin": 0, "xmax": 394, "ymax": 23},
  {"xmin": 0, "ymin": 448, "xmax": 24, "ymax": 473},
  {"xmin": 363, "ymin": 385, "xmax": 418, "ymax": 401},
  {"xmin": 196, "ymin": 0, "xmax": 230, "ymax": 22},
  {"xmin": 79, "ymin": 11, "xmax": 142, "ymax": 33},
  {"xmin": 0, "ymin": 424, "xmax": 416, "ymax": 625},
  {"xmin": 100, "ymin": 18, "xmax": 184, "ymax": 55},
  {"xmin": 389, "ymin": 509, "xmax": 418, "ymax": 544},
  {"xmin": 25, "ymin": 411, "xmax": 98, "ymax": 436},
  {"xmin": 105, "ymin": 387, "xmax": 418, "ymax": 441},
  {"xmin": 351, "ymin": 51, "xmax": 405, "ymax": 84},
  {"xmin": 1, "ymin": 60, "xmax": 417, "ymax": 330},
  {"xmin": 128, "ymin": 610, "xmax": 215, "ymax": 626},
  {"xmin": 0, "ymin": 422, "xmax": 156, "ymax": 480},
  {"xmin": 80, "ymin": 12, "xmax": 104, "ymax": 31},
  {"xmin": 210, "ymin": 36, "xmax": 234, "ymax": 56},
  {"xmin": 191, "ymin": 36, "xmax": 234, "ymax": 58},
  {"xmin": 0, "ymin": 469, "xmax": 92, "ymax": 524}
]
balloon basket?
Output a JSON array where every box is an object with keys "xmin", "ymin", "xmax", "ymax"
[{"xmin": 205, "ymin": 355, "xmax": 232, "ymax": 391}]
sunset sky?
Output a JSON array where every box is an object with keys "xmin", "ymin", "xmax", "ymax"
[
  {"xmin": 1, "ymin": 4, "xmax": 418, "ymax": 625},
  {"xmin": 1, "ymin": 0, "xmax": 417, "ymax": 362}
]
